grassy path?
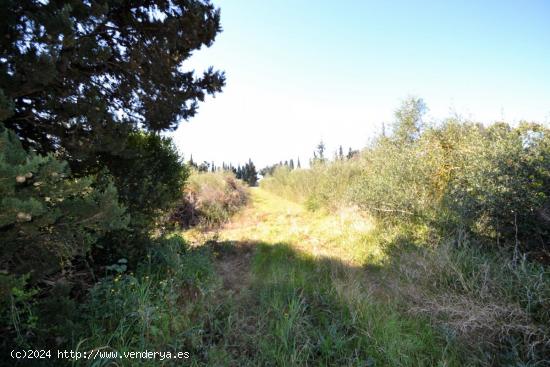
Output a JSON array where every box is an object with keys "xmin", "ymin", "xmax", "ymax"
[{"xmin": 183, "ymin": 188, "xmax": 461, "ymax": 366}]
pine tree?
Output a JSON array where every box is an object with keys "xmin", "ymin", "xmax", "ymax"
[
  {"xmin": 317, "ymin": 141, "xmax": 326, "ymax": 162},
  {"xmin": 312, "ymin": 141, "xmax": 326, "ymax": 165},
  {"xmin": 0, "ymin": 124, "xmax": 128, "ymax": 282},
  {"xmin": 0, "ymin": 1, "xmax": 225, "ymax": 173},
  {"xmin": 236, "ymin": 165, "xmax": 242, "ymax": 179}
]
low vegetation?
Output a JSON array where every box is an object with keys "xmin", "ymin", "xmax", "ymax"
[
  {"xmin": 260, "ymin": 98, "xmax": 550, "ymax": 365},
  {"xmin": 170, "ymin": 170, "xmax": 250, "ymax": 228}
]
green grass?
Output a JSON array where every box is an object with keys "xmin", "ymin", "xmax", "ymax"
[
  {"xmin": 65, "ymin": 188, "xmax": 547, "ymax": 366},
  {"xmin": 249, "ymin": 242, "xmax": 460, "ymax": 366},
  {"xmin": 174, "ymin": 189, "xmax": 463, "ymax": 366}
]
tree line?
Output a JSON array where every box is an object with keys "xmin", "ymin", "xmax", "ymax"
[{"xmin": 188, "ymin": 156, "xmax": 258, "ymax": 186}]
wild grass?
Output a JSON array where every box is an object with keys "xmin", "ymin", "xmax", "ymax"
[
  {"xmin": 171, "ymin": 170, "xmax": 249, "ymax": 228},
  {"xmin": 185, "ymin": 189, "xmax": 464, "ymax": 366},
  {"xmin": 261, "ymin": 146, "xmax": 550, "ymax": 366},
  {"xmin": 61, "ymin": 188, "xmax": 457, "ymax": 366},
  {"xmin": 72, "ymin": 235, "xmax": 216, "ymax": 366},
  {"xmin": 369, "ymin": 225, "xmax": 550, "ymax": 365},
  {"xmin": 60, "ymin": 143, "xmax": 548, "ymax": 367},
  {"xmin": 249, "ymin": 242, "xmax": 461, "ymax": 366}
]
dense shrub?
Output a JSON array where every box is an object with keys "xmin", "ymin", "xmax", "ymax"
[
  {"xmin": 0, "ymin": 123, "xmax": 128, "ymax": 348},
  {"xmin": 96, "ymin": 132, "xmax": 189, "ymax": 265},
  {"xmin": 171, "ymin": 170, "xmax": 249, "ymax": 228},
  {"xmin": 0, "ymin": 1, "xmax": 224, "ymax": 360},
  {"xmin": 262, "ymin": 108, "xmax": 550, "ymax": 256},
  {"xmin": 260, "ymin": 99, "xmax": 550, "ymax": 364},
  {"xmin": 261, "ymin": 162, "xmax": 362, "ymax": 211},
  {"xmin": 440, "ymin": 122, "xmax": 550, "ymax": 254}
]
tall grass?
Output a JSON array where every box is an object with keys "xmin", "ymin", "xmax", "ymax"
[
  {"xmin": 260, "ymin": 117, "xmax": 550, "ymax": 365},
  {"xmin": 250, "ymin": 242, "xmax": 461, "ymax": 366},
  {"xmin": 71, "ymin": 235, "xmax": 215, "ymax": 366}
]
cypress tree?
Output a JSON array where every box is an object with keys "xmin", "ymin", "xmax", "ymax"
[
  {"xmin": 243, "ymin": 159, "xmax": 258, "ymax": 186},
  {"xmin": 316, "ymin": 141, "xmax": 326, "ymax": 163},
  {"xmin": 189, "ymin": 154, "xmax": 198, "ymax": 169}
]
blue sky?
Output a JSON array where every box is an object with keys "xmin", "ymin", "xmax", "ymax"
[{"xmin": 171, "ymin": 0, "xmax": 550, "ymax": 168}]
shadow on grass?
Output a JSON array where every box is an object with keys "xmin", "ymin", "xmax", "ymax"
[{"xmin": 190, "ymin": 239, "xmax": 462, "ymax": 367}]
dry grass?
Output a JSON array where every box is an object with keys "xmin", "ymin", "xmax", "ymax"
[{"xmin": 171, "ymin": 170, "xmax": 249, "ymax": 228}]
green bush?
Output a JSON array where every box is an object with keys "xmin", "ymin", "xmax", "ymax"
[
  {"xmin": 262, "ymin": 110, "xmax": 550, "ymax": 255},
  {"xmin": 440, "ymin": 121, "xmax": 550, "ymax": 253},
  {"xmin": 96, "ymin": 132, "xmax": 189, "ymax": 265},
  {"xmin": 259, "ymin": 99, "xmax": 550, "ymax": 365},
  {"xmin": 0, "ymin": 125, "xmax": 128, "ymax": 277},
  {"xmin": 0, "ymin": 123, "xmax": 128, "ymax": 348}
]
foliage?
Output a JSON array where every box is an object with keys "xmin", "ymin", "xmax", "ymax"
[
  {"xmin": 391, "ymin": 96, "xmax": 427, "ymax": 143},
  {"xmin": 0, "ymin": 123, "xmax": 128, "ymax": 348},
  {"xmin": 262, "ymin": 161, "xmax": 361, "ymax": 212},
  {"xmin": 376, "ymin": 223, "xmax": 550, "ymax": 364},
  {"xmin": 260, "ymin": 157, "xmax": 300, "ymax": 176},
  {"xmin": 233, "ymin": 159, "xmax": 258, "ymax": 186},
  {"xmin": 439, "ymin": 121, "xmax": 550, "ymax": 254},
  {"xmin": 74, "ymin": 234, "xmax": 214, "ymax": 366},
  {"xmin": 0, "ymin": 124, "xmax": 128, "ymax": 280},
  {"xmin": 0, "ymin": 0, "xmax": 227, "ymax": 360},
  {"xmin": 171, "ymin": 170, "xmax": 249, "ymax": 228},
  {"xmin": 260, "ymin": 98, "xmax": 550, "ymax": 365},
  {"xmin": 312, "ymin": 140, "xmax": 326, "ymax": 164},
  {"xmin": 262, "ymin": 99, "xmax": 550, "ymax": 256},
  {"xmin": 167, "ymin": 189, "xmax": 463, "ymax": 366},
  {"xmin": 96, "ymin": 132, "xmax": 189, "ymax": 265},
  {"xmin": 261, "ymin": 158, "xmax": 550, "ymax": 366},
  {"xmin": 0, "ymin": 0, "xmax": 224, "ymax": 174}
]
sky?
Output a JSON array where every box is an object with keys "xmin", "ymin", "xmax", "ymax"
[{"xmin": 171, "ymin": 0, "xmax": 550, "ymax": 168}]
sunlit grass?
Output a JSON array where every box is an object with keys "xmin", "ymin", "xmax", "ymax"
[
  {"xmin": 83, "ymin": 187, "xmax": 544, "ymax": 366},
  {"xmin": 176, "ymin": 188, "xmax": 462, "ymax": 365},
  {"xmin": 217, "ymin": 188, "xmax": 383, "ymax": 266}
]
